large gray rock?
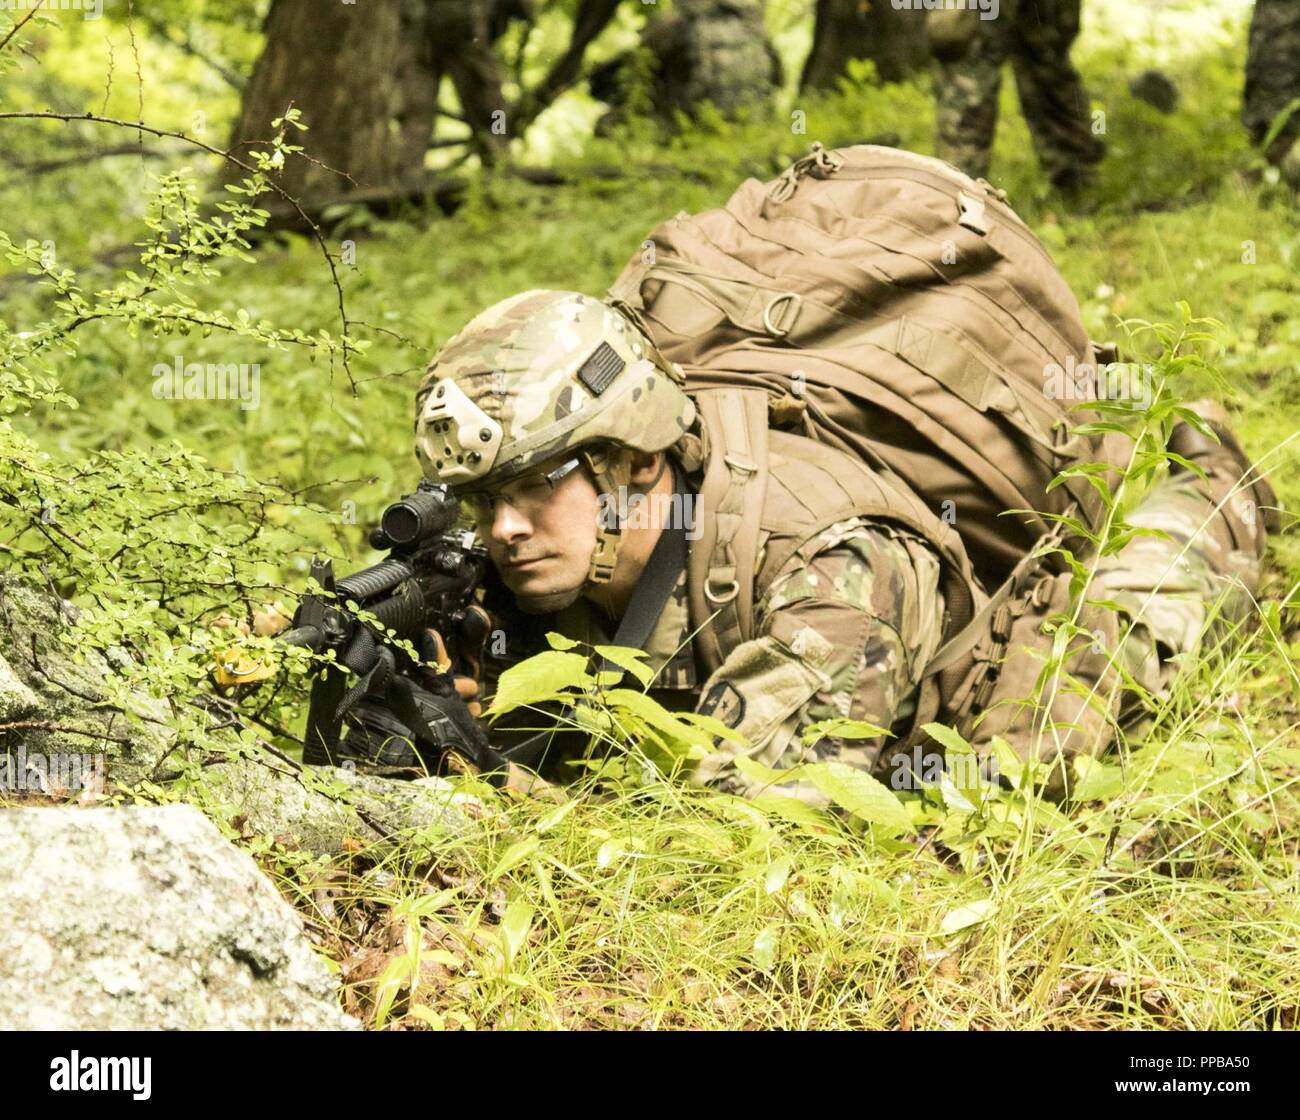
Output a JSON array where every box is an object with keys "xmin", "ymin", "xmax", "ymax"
[{"xmin": 0, "ymin": 804, "xmax": 359, "ymax": 1030}]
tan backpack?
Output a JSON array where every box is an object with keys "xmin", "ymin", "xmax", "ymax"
[{"xmin": 608, "ymin": 143, "xmax": 1132, "ymax": 783}]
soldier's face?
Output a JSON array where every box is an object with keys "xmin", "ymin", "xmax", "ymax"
[{"xmin": 473, "ymin": 455, "xmax": 601, "ymax": 610}]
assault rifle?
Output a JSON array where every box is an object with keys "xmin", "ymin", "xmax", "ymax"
[{"xmin": 275, "ymin": 481, "xmax": 509, "ymax": 780}]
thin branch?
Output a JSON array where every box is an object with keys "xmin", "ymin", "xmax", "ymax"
[
  {"xmin": 0, "ymin": 110, "xmax": 362, "ymax": 390},
  {"xmin": 3, "ymin": 143, "xmax": 175, "ymax": 177},
  {"xmin": 0, "ymin": 720, "xmax": 132, "ymax": 745},
  {"xmin": 0, "ymin": 7, "xmax": 41, "ymax": 55}
]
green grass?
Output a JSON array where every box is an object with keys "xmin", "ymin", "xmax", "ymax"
[{"xmin": 283, "ymin": 621, "xmax": 1300, "ymax": 1030}]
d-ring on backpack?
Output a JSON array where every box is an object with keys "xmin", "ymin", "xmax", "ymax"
[{"xmin": 607, "ymin": 143, "xmax": 1133, "ymax": 786}]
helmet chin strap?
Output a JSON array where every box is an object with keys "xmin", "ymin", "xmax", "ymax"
[
  {"xmin": 513, "ymin": 445, "xmax": 632, "ymax": 615},
  {"xmin": 582, "ymin": 444, "xmax": 631, "ymax": 588}
]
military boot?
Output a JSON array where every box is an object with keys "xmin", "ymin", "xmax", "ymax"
[{"xmin": 1167, "ymin": 399, "xmax": 1280, "ymax": 559}]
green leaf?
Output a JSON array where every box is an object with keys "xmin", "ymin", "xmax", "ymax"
[
  {"xmin": 400, "ymin": 889, "xmax": 459, "ymax": 917},
  {"xmin": 1262, "ymin": 96, "xmax": 1300, "ymax": 152},
  {"xmin": 1070, "ymin": 421, "xmax": 1135, "ymax": 437},
  {"xmin": 676, "ymin": 709, "xmax": 748, "ymax": 743},
  {"xmin": 1072, "ymin": 757, "xmax": 1124, "ymax": 801},
  {"xmin": 939, "ymin": 769, "xmax": 977, "ymax": 813},
  {"xmin": 751, "ymin": 794, "xmax": 841, "ymax": 833},
  {"xmin": 593, "ymin": 643, "xmax": 655, "ymax": 688},
  {"xmin": 763, "ymin": 855, "xmax": 792, "ymax": 895},
  {"xmin": 605, "ymin": 688, "xmax": 713, "ymax": 752},
  {"xmin": 533, "ymin": 798, "xmax": 579, "ymax": 834},
  {"xmin": 486, "ymin": 651, "xmax": 591, "ymax": 717},
  {"xmin": 800, "ymin": 716, "xmax": 891, "ymax": 745},
  {"xmin": 752, "ymin": 924, "xmax": 780, "ymax": 971},
  {"xmin": 802, "ymin": 762, "xmax": 913, "ymax": 834},
  {"xmin": 922, "ymin": 722, "xmax": 975, "ymax": 757},
  {"xmin": 407, "ymin": 1005, "xmax": 445, "ymax": 1029},
  {"xmin": 501, "ymin": 898, "xmax": 534, "ymax": 965},
  {"xmin": 596, "ymin": 836, "xmax": 627, "ymax": 869},
  {"xmin": 734, "ymin": 755, "xmax": 806, "ymax": 787},
  {"xmin": 545, "ymin": 632, "xmax": 581, "ymax": 651},
  {"xmin": 940, "ymin": 899, "xmax": 995, "ymax": 935},
  {"xmin": 372, "ymin": 954, "xmax": 414, "ymax": 1029},
  {"xmin": 489, "ymin": 836, "xmax": 541, "ymax": 880}
]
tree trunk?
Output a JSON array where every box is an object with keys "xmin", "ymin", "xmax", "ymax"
[
  {"xmin": 224, "ymin": 0, "xmax": 440, "ymax": 203},
  {"xmin": 800, "ymin": 0, "xmax": 929, "ymax": 90}
]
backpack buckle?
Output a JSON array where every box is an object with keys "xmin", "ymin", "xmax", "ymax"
[
  {"xmin": 762, "ymin": 291, "xmax": 801, "ymax": 337},
  {"xmin": 957, "ymin": 191, "xmax": 989, "ymax": 235},
  {"xmin": 704, "ymin": 577, "xmax": 740, "ymax": 605}
]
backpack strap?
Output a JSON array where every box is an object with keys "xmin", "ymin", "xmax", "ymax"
[
  {"xmin": 687, "ymin": 387, "xmax": 769, "ymax": 675},
  {"xmin": 688, "ymin": 414, "xmax": 985, "ymax": 687},
  {"xmin": 885, "ymin": 517, "xmax": 1072, "ymax": 760}
]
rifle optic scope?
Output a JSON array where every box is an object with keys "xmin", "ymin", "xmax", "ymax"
[{"xmin": 373, "ymin": 481, "xmax": 460, "ymax": 550}]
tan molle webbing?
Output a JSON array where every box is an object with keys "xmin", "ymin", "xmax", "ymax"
[
  {"xmin": 686, "ymin": 388, "xmax": 769, "ymax": 672},
  {"xmin": 607, "ymin": 142, "xmax": 1134, "ymax": 590},
  {"xmin": 686, "ymin": 419, "xmax": 984, "ymax": 682},
  {"xmin": 637, "ymin": 259, "xmax": 1078, "ymax": 467},
  {"xmin": 756, "ymin": 435, "xmax": 981, "ymax": 659}
]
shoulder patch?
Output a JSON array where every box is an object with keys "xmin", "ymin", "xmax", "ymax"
[
  {"xmin": 698, "ymin": 680, "xmax": 747, "ymax": 728},
  {"xmin": 576, "ymin": 341, "xmax": 625, "ymax": 395}
]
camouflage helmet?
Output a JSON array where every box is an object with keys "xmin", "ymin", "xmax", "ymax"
[
  {"xmin": 414, "ymin": 289, "xmax": 695, "ymax": 488},
  {"xmin": 414, "ymin": 290, "xmax": 696, "ymax": 601}
]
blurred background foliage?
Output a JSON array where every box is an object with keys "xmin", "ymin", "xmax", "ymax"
[{"xmin": 0, "ymin": 0, "xmax": 1295, "ymax": 584}]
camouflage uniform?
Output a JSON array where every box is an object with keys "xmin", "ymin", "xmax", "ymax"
[
  {"xmin": 424, "ymin": 0, "xmax": 517, "ymax": 162},
  {"xmin": 542, "ymin": 515, "xmax": 948, "ymax": 801},
  {"xmin": 559, "ymin": 472, "xmax": 1267, "ymax": 799},
  {"xmin": 1092, "ymin": 443, "xmax": 1272, "ymax": 721},
  {"xmin": 929, "ymin": 0, "xmax": 1105, "ymax": 188},
  {"xmin": 1243, "ymin": 0, "xmax": 1300, "ymax": 185},
  {"xmin": 591, "ymin": 0, "xmax": 783, "ymax": 129},
  {"xmin": 415, "ymin": 291, "xmax": 1274, "ymax": 804}
]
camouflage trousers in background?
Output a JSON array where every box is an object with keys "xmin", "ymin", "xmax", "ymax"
[
  {"xmin": 1243, "ymin": 0, "xmax": 1300, "ymax": 183},
  {"xmin": 929, "ymin": 0, "xmax": 1105, "ymax": 187}
]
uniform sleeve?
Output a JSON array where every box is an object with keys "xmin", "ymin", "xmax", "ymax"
[{"xmin": 691, "ymin": 519, "xmax": 947, "ymax": 802}]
